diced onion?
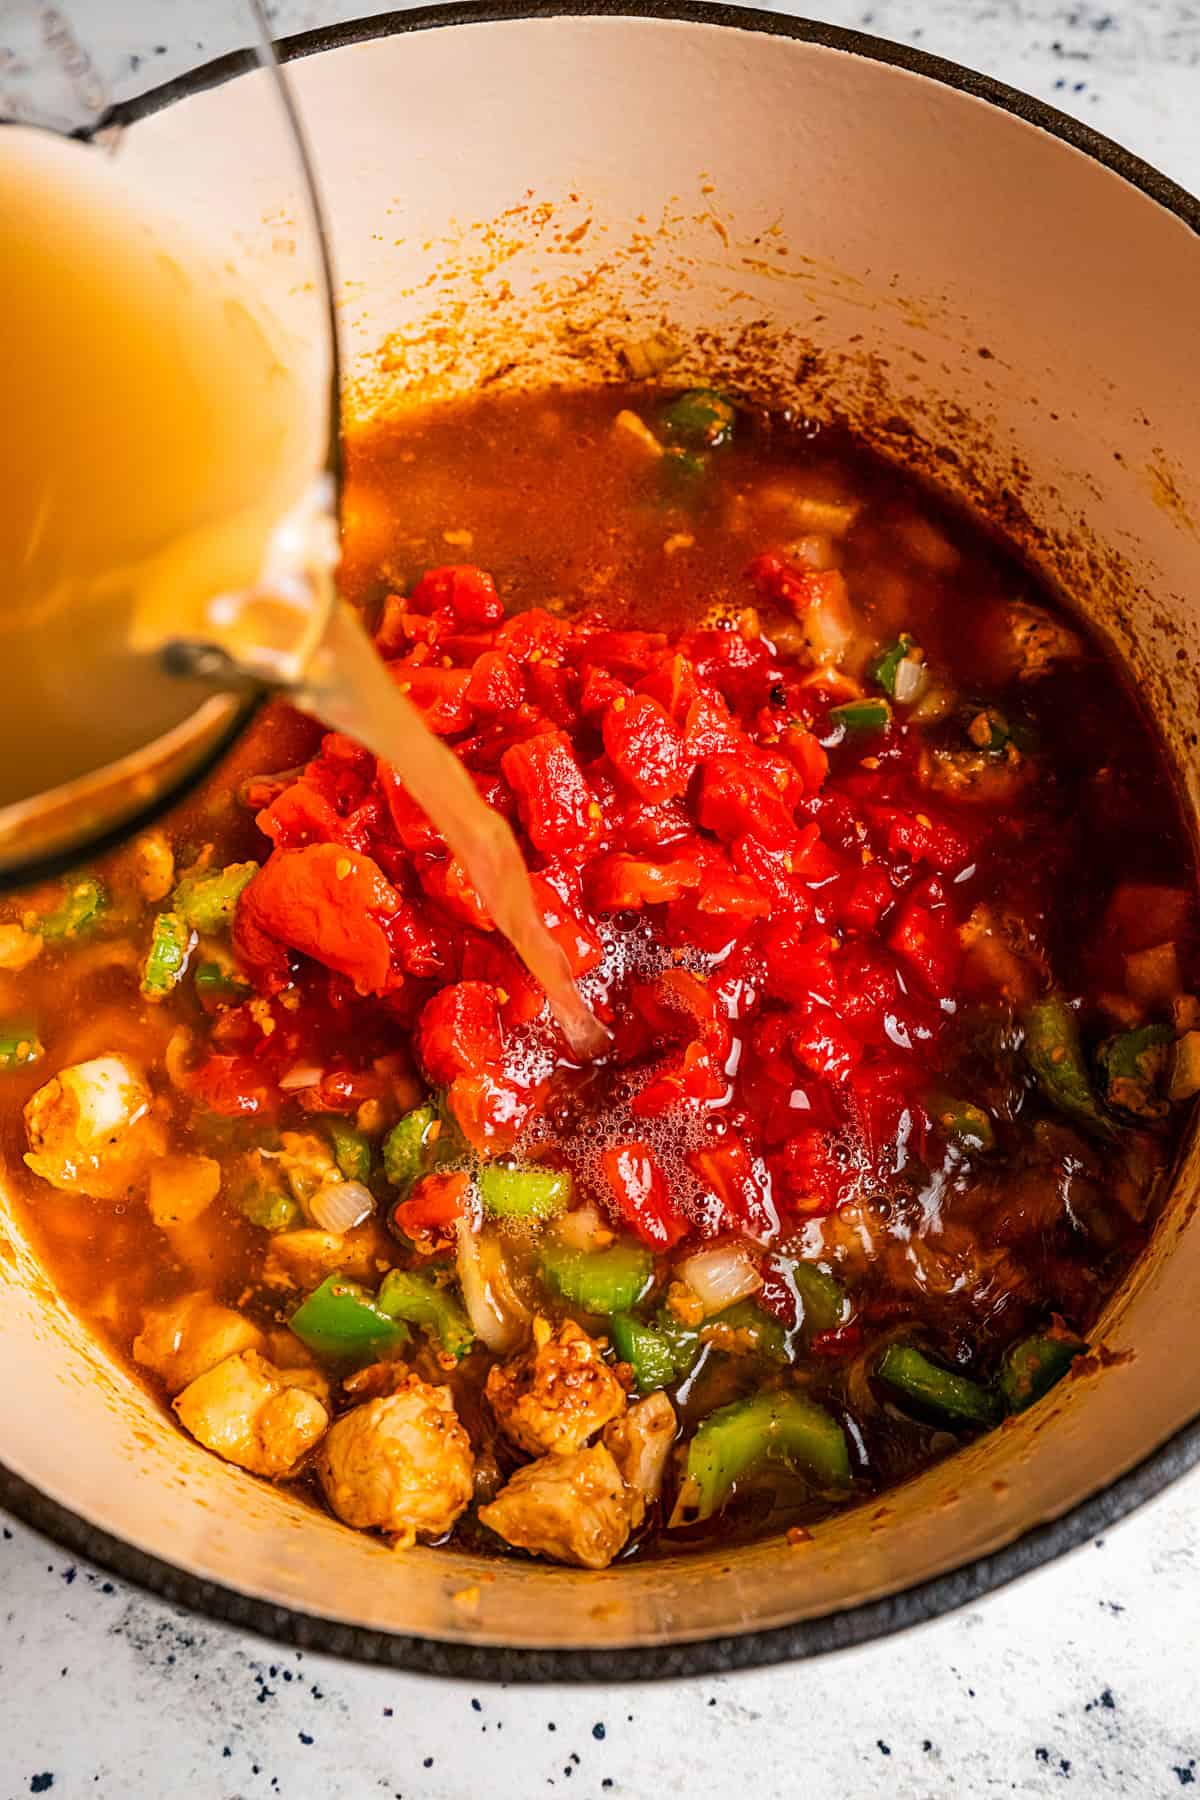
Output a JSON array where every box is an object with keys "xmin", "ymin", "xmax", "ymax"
[
  {"xmin": 893, "ymin": 656, "xmax": 929, "ymax": 707},
  {"xmin": 309, "ymin": 1177, "xmax": 374, "ymax": 1233},
  {"xmin": 456, "ymin": 1220, "xmax": 530, "ymax": 1353},
  {"xmin": 279, "ymin": 1063, "xmax": 325, "ymax": 1092},
  {"xmin": 677, "ymin": 1244, "xmax": 762, "ymax": 1317},
  {"xmin": 552, "ymin": 1204, "xmax": 615, "ymax": 1253}
]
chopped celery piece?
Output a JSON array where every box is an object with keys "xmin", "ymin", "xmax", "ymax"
[
  {"xmin": 479, "ymin": 1163, "xmax": 572, "ymax": 1219},
  {"xmin": 1096, "ymin": 1024, "xmax": 1172, "ymax": 1121},
  {"xmin": 172, "ymin": 861, "xmax": 259, "ymax": 933},
  {"xmin": 871, "ymin": 634, "xmax": 916, "ymax": 697},
  {"xmin": 701, "ymin": 1299, "xmax": 788, "ymax": 1362},
  {"xmin": 876, "ymin": 1343, "xmax": 1000, "ymax": 1428},
  {"xmin": 377, "ymin": 1268, "xmax": 474, "ymax": 1360},
  {"xmin": 0, "ymin": 1026, "xmax": 42, "ymax": 1071},
  {"xmin": 327, "ymin": 1118, "xmax": 373, "ymax": 1184},
  {"xmin": 239, "ymin": 1185, "xmax": 301, "ymax": 1233},
  {"xmin": 38, "ymin": 877, "xmax": 104, "ymax": 941},
  {"xmin": 288, "ymin": 1274, "xmax": 408, "ymax": 1360},
  {"xmin": 660, "ymin": 388, "xmax": 737, "ymax": 448},
  {"xmin": 610, "ymin": 1314, "xmax": 679, "ymax": 1394},
  {"xmin": 540, "ymin": 1241, "xmax": 654, "ymax": 1315},
  {"xmin": 999, "ymin": 1329, "xmax": 1085, "ymax": 1413},
  {"xmin": 927, "ymin": 1091, "xmax": 996, "ymax": 1152},
  {"xmin": 141, "ymin": 912, "xmax": 192, "ymax": 998},
  {"xmin": 682, "ymin": 1391, "xmax": 850, "ymax": 1520},
  {"xmin": 382, "ymin": 1103, "xmax": 439, "ymax": 1190},
  {"xmin": 830, "ymin": 698, "xmax": 891, "ymax": 735},
  {"xmin": 1023, "ymin": 997, "xmax": 1115, "ymax": 1139}
]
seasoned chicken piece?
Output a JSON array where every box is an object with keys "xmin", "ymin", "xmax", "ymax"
[
  {"xmin": 485, "ymin": 1316, "xmax": 626, "ymax": 1458},
  {"xmin": 478, "ymin": 1442, "xmax": 635, "ymax": 1569},
  {"xmin": 24, "ymin": 1054, "xmax": 167, "ymax": 1200},
  {"xmin": 603, "ymin": 1392, "xmax": 677, "ymax": 1527},
  {"xmin": 261, "ymin": 1226, "xmax": 381, "ymax": 1291},
  {"xmin": 981, "ymin": 600, "xmax": 1083, "ymax": 683},
  {"xmin": 316, "ymin": 1372, "xmax": 474, "ymax": 1543},
  {"xmin": 920, "ymin": 742, "xmax": 1033, "ymax": 808},
  {"xmin": 174, "ymin": 1349, "xmax": 329, "ymax": 1479},
  {"xmin": 133, "ymin": 1290, "xmax": 265, "ymax": 1394}
]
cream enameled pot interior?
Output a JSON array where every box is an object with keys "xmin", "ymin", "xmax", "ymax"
[{"xmin": 3, "ymin": 14, "xmax": 1199, "ymax": 1653}]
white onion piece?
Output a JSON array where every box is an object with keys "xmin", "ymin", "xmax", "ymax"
[
  {"xmin": 309, "ymin": 1177, "xmax": 374, "ymax": 1233},
  {"xmin": 893, "ymin": 656, "xmax": 929, "ymax": 707},
  {"xmin": 456, "ymin": 1220, "xmax": 530, "ymax": 1353},
  {"xmin": 552, "ymin": 1204, "xmax": 613, "ymax": 1253},
  {"xmin": 677, "ymin": 1244, "xmax": 762, "ymax": 1317},
  {"xmin": 279, "ymin": 1063, "xmax": 325, "ymax": 1092}
]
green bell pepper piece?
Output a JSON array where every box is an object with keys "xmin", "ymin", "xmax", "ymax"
[
  {"xmin": 870, "ymin": 634, "xmax": 916, "ymax": 698},
  {"xmin": 382, "ymin": 1103, "xmax": 439, "ymax": 1190},
  {"xmin": 288, "ymin": 1274, "xmax": 409, "ymax": 1360},
  {"xmin": 657, "ymin": 445, "xmax": 709, "ymax": 504},
  {"xmin": 0, "ymin": 1025, "xmax": 43, "ymax": 1071},
  {"xmin": 1023, "ymin": 997, "xmax": 1115, "ymax": 1139},
  {"xmin": 790, "ymin": 1262, "xmax": 851, "ymax": 1339},
  {"xmin": 172, "ymin": 861, "xmax": 259, "ymax": 934},
  {"xmin": 479, "ymin": 1163, "xmax": 572, "ymax": 1220},
  {"xmin": 540, "ymin": 1241, "xmax": 654, "ymax": 1315},
  {"xmin": 1095, "ymin": 1023, "xmax": 1173, "ymax": 1122},
  {"xmin": 141, "ymin": 912, "xmax": 193, "ymax": 998},
  {"xmin": 328, "ymin": 1118, "xmax": 373, "ymax": 1184},
  {"xmin": 660, "ymin": 388, "xmax": 737, "ymax": 448},
  {"xmin": 38, "ymin": 877, "xmax": 105, "ymax": 941},
  {"xmin": 377, "ymin": 1268, "xmax": 474, "ymax": 1360},
  {"xmin": 876, "ymin": 1343, "xmax": 1001, "ymax": 1428},
  {"xmin": 927, "ymin": 1091, "xmax": 996, "ymax": 1152},
  {"xmin": 682, "ymin": 1391, "xmax": 851, "ymax": 1520},
  {"xmin": 999, "ymin": 1329, "xmax": 1086, "ymax": 1413},
  {"xmin": 830, "ymin": 698, "xmax": 891, "ymax": 736},
  {"xmin": 609, "ymin": 1314, "xmax": 679, "ymax": 1394}
]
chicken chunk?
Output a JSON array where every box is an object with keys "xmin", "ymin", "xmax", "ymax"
[
  {"xmin": 261, "ymin": 1226, "xmax": 381, "ymax": 1292},
  {"xmin": 485, "ymin": 1316, "xmax": 627, "ymax": 1458},
  {"xmin": 24, "ymin": 1054, "xmax": 166, "ymax": 1201},
  {"xmin": 316, "ymin": 1372, "xmax": 474, "ymax": 1542},
  {"xmin": 133, "ymin": 1290, "xmax": 265, "ymax": 1394},
  {"xmin": 603, "ymin": 1392, "xmax": 677, "ymax": 1528},
  {"xmin": 478, "ymin": 1443, "xmax": 635, "ymax": 1569},
  {"xmin": 981, "ymin": 600, "xmax": 1083, "ymax": 683},
  {"xmin": 174, "ymin": 1349, "xmax": 329, "ymax": 1479}
]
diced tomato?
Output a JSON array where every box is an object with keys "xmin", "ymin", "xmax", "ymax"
[
  {"xmin": 529, "ymin": 872, "xmax": 603, "ymax": 976},
  {"xmin": 809, "ymin": 1323, "xmax": 863, "ymax": 1358},
  {"xmin": 848, "ymin": 1057, "xmax": 929, "ymax": 1169},
  {"xmin": 416, "ymin": 981, "xmax": 503, "ymax": 1084},
  {"xmin": 447, "ymin": 1070, "xmax": 541, "ymax": 1155},
  {"xmin": 501, "ymin": 729, "xmax": 598, "ymax": 854},
  {"xmin": 602, "ymin": 694, "xmax": 690, "ymax": 803},
  {"xmin": 394, "ymin": 665, "xmax": 475, "ymax": 736},
  {"xmin": 759, "ymin": 919, "xmax": 839, "ymax": 1007},
  {"xmin": 409, "ymin": 564, "xmax": 504, "ymax": 627},
  {"xmin": 418, "ymin": 856, "xmax": 493, "ymax": 931},
  {"xmin": 588, "ymin": 850, "xmax": 703, "ymax": 910},
  {"xmin": 888, "ymin": 891, "xmax": 961, "ymax": 1003},
  {"xmin": 790, "ymin": 1005, "xmax": 863, "ymax": 1084},
  {"xmin": 867, "ymin": 804, "xmax": 972, "ymax": 875},
  {"xmin": 633, "ymin": 1036, "xmax": 728, "ymax": 1117},
  {"xmin": 579, "ymin": 666, "xmax": 630, "ymax": 717},
  {"xmin": 394, "ymin": 1170, "xmax": 472, "ymax": 1243},
  {"xmin": 756, "ymin": 1254, "xmax": 801, "ymax": 1328},
  {"xmin": 601, "ymin": 1141, "xmax": 689, "ymax": 1249},
  {"xmin": 697, "ymin": 753, "xmax": 795, "ymax": 846},
  {"xmin": 496, "ymin": 607, "xmax": 570, "ymax": 661},
  {"xmin": 234, "ymin": 844, "xmax": 400, "ymax": 996},
  {"xmin": 189, "ymin": 1053, "xmax": 278, "ymax": 1117},
  {"xmin": 745, "ymin": 553, "xmax": 847, "ymax": 620},
  {"xmin": 836, "ymin": 862, "xmax": 895, "ymax": 934},
  {"xmin": 636, "ymin": 652, "xmax": 701, "ymax": 725},
  {"xmin": 777, "ymin": 1127, "xmax": 851, "ymax": 1217},
  {"xmin": 467, "ymin": 650, "xmax": 524, "ymax": 714},
  {"xmin": 781, "ymin": 722, "xmax": 829, "ymax": 794},
  {"xmin": 688, "ymin": 1139, "xmax": 778, "ymax": 1242},
  {"xmin": 377, "ymin": 765, "xmax": 444, "ymax": 856},
  {"xmin": 375, "ymin": 596, "xmax": 441, "ymax": 656},
  {"xmin": 255, "ymin": 779, "xmax": 349, "ymax": 851}
]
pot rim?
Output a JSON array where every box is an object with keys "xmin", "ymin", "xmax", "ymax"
[{"xmin": 7, "ymin": 0, "xmax": 1199, "ymax": 1684}]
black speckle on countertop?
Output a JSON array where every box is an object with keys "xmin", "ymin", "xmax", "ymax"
[
  {"xmin": 1085, "ymin": 1687, "xmax": 1117, "ymax": 1713},
  {"xmin": 423, "ymin": 1757, "xmax": 433, "ymax": 1769},
  {"xmin": 1174, "ymin": 1762, "xmax": 1196, "ymax": 1786},
  {"xmin": 592, "ymin": 1723, "xmax": 606, "ymax": 1740},
  {"xmin": 298, "ymin": 1732, "xmax": 313, "ymax": 1746},
  {"xmin": 29, "ymin": 1778, "xmax": 53, "ymax": 1795},
  {"xmin": 877, "ymin": 1740, "xmax": 891, "ymax": 1756}
]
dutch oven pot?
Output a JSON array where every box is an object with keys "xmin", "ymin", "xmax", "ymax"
[{"xmin": 2, "ymin": 6, "xmax": 1198, "ymax": 1680}]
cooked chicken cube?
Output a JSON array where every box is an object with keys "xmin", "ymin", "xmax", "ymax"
[
  {"xmin": 603, "ymin": 1391, "xmax": 677, "ymax": 1527},
  {"xmin": 24, "ymin": 1054, "xmax": 166, "ymax": 1200},
  {"xmin": 982, "ymin": 600, "xmax": 1083, "ymax": 683},
  {"xmin": 262, "ymin": 1226, "xmax": 381, "ymax": 1291},
  {"xmin": 316, "ymin": 1373, "xmax": 474, "ymax": 1543},
  {"xmin": 485, "ymin": 1316, "xmax": 627, "ymax": 1458},
  {"xmin": 174, "ymin": 1349, "xmax": 329, "ymax": 1478},
  {"xmin": 133, "ymin": 1290, "xmax": 265, "ymax": 1394},
  {"xmin": 478, "ymin": 1442, "xmax": 635, "ymax": 1569}
]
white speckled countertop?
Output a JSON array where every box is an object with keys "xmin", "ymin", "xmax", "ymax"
[{"xmin": 3, "ymin": 4, "xmax": 1200, "ymax": 1796}]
